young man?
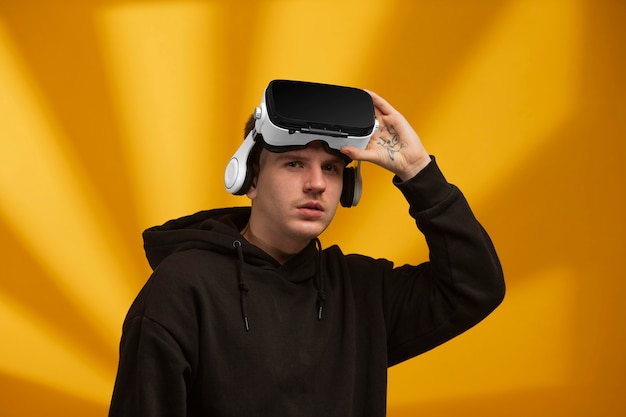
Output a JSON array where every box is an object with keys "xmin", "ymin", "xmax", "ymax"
[{"xmin": 109, "ymin": 81, "xmax": 505, "ymax": 417}]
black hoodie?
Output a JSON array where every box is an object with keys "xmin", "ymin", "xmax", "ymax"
[{"xmin": 109, "ymin": 159, "xmax": 505, "ymax": 417}]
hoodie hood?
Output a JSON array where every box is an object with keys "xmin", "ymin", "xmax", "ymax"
[
  {"xmin": 144, "ymin": 207, "xmax": 258, "ymax": 270},
  {"xmin": 142, "ymin": 207, "xmax": 327, "ymax": 330}
]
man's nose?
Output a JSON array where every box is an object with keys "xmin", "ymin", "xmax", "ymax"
[{"xmin": 304, "ymin": 167, "xmax": 326, "ymax": 193}]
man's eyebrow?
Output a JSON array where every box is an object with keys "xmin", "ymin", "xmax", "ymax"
[
  {"xmin": 325, "ymin": 156, "xmax": 346, "ymax": 165},
  {"xmin": 273, "ymin": 152, "xmax": 306, "ymax": 161}
]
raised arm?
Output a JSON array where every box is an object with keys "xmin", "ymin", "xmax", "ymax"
[{"xmin": 342, "ymin": 90, "xmax": 505, "ymax": 365}]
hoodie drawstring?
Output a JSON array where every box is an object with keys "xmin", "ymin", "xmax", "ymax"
[
  {"xmin": 233, "ymin": 240, "xmax": 250, "ymax": 332},
  {"xmin": 314, "ymin": 238, "xmax": 326, "ymax": 321},
  {"xmin": 233, "ymin": 238, "xmax": 326, "ymax": 332}
]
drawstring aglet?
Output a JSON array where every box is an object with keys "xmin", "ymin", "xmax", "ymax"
[
  {"xmin": 233, "ymin": 240, "xmax": 250, "ymax": 332},
  {"xmin": 239, "ymin": 282, "xmax": 250, "ymax": 332},
  {"xmin": 318, "ymin": 305, "xmax": 323, "ymax": 321}
]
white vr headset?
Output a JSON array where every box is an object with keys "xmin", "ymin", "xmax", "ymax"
[{"xmin": 224, "ymin": 80, "xmax": 379, "ymax": 207}]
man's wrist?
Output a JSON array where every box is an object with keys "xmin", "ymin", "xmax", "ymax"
[
  {"xmin": 396, "ymin": 155, "xmax": 433, "ymax": 182},
  {"xmin": 393, "ymin": 156, "xmax": 453, "ymax": 212}
]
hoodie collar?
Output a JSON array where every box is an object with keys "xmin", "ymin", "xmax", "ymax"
[{"xmin": 142, "ymin": 207, "xmax": 327, "ymax": 331}]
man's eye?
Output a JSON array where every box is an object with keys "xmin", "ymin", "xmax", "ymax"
[{"xmin": 286, "ymin": 161, "xmax": 301, "ymax": 168}]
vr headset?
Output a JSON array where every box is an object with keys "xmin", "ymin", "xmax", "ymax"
[{"xmin": 224, "ymin": 80, "xmax": 378, "ymax": 207}]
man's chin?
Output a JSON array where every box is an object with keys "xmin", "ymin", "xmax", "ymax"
[{"xmin": 289, "ymin": 220, "xmax": 330, "ymax": 241}]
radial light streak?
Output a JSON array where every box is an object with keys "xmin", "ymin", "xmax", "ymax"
[
  {"xmin": 248, "ymin": 0, "xmax": 392, "ymax": 89},
  {"xmin": 424, "ymin": 0, "xmax": 583, "ymax": 199},
  {"xmin": 94, "ymin": 1, "xmax": 222, "ymax": 227},
  {"xmin": 0, "ymin": 291, "xmax": 112, "ymax": 403},
  {"xmin": 387, "ymin": 0, "xmax": 584, "ymax": 404},
  {"xmin": 0, "ymin": 19, "xmax": 141, "ymax": 350}
]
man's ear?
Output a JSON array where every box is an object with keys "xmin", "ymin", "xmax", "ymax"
[
  {"xmin": 245, "ymin": 158, "xmax": 261, "ymax": 199},
  {"xmin": 246, "ymin": 177, "xmax": 258, "ymax": 199},
  {"xmin": 245, "ymin": 144, "xmax": 265, "ymax": 200}
]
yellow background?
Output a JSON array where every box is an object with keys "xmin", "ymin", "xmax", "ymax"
[{"xmin": 1, "ymin": 0, "xmax": 624, "ymax": 415}]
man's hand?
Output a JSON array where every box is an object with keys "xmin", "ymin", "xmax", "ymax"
[{"xmin": 340, "ymin": 90, "xmax": 431, "ymax": 182}]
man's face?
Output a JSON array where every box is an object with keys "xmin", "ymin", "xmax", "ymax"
[{"xmin": 246, "ymin": 141, "xmax": 345, "ymax": 246}]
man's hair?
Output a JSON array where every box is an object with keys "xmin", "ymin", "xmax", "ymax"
[
  {"xmin": 244, "ymin": 113, "xmax": 256, "ymax": 138},
  {"xmin": 243, "ymin": 114, "xmax": 264, "ymax": 190}
]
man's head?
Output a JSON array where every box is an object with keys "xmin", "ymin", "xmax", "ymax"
[
  {"xmin": 245, "ymin": 139, "xmax": 346, "ymax": 246},
  {"xmin": 224, "ymin": 80, "xmax": 376, "ymax": 207}
]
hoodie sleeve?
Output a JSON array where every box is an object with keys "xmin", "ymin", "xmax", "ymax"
[
  {"xmin": 383, "ymin": 157, "xmax": 505, "ymax": 366},
  {"xmin": 108, "ymin": 314, "xmax": 190, "ymax": 417}
]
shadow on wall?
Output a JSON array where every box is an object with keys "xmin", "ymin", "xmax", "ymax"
[
  {"xmin": 0, "ymin": 372, "xmax": 106, "ymax": 417},
  {"xmin": 389, "ymin": 110, "xmax": 626, "ymax": 416},
  {"xmin": 391, "ymin": 2, "xmax": 626, "ymax": 415}
]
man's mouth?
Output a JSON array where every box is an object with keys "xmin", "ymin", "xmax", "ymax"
[
  {"xmin": 297, "ymin": 201, "xmax": 325, "ymax": 218},
  {"xmin": 298, "ymin": 201, "xmax": 324, "ymax": 211}
]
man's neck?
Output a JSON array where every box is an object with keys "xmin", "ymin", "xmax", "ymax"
[{"xmin": 241, "ymin": 223, "xmax": 308, "ymax": 264}]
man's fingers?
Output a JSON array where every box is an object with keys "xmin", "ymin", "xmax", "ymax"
[
  {"xmin": 365, "ymin": 90, "xmax": 396, "ymax": 116},
  {"xmin": 340, "ymin": 145, "xmax": 364, "ymax": 161}
]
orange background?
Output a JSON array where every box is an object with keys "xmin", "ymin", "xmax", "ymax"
[{"xmin": 1, "ymin": 0, "xmax": 625, "ymax": 415}]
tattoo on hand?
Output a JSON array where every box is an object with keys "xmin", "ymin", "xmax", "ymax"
[{"xmin": 377, "ymin": 125, "xmax": 405, "ymax": 161}]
